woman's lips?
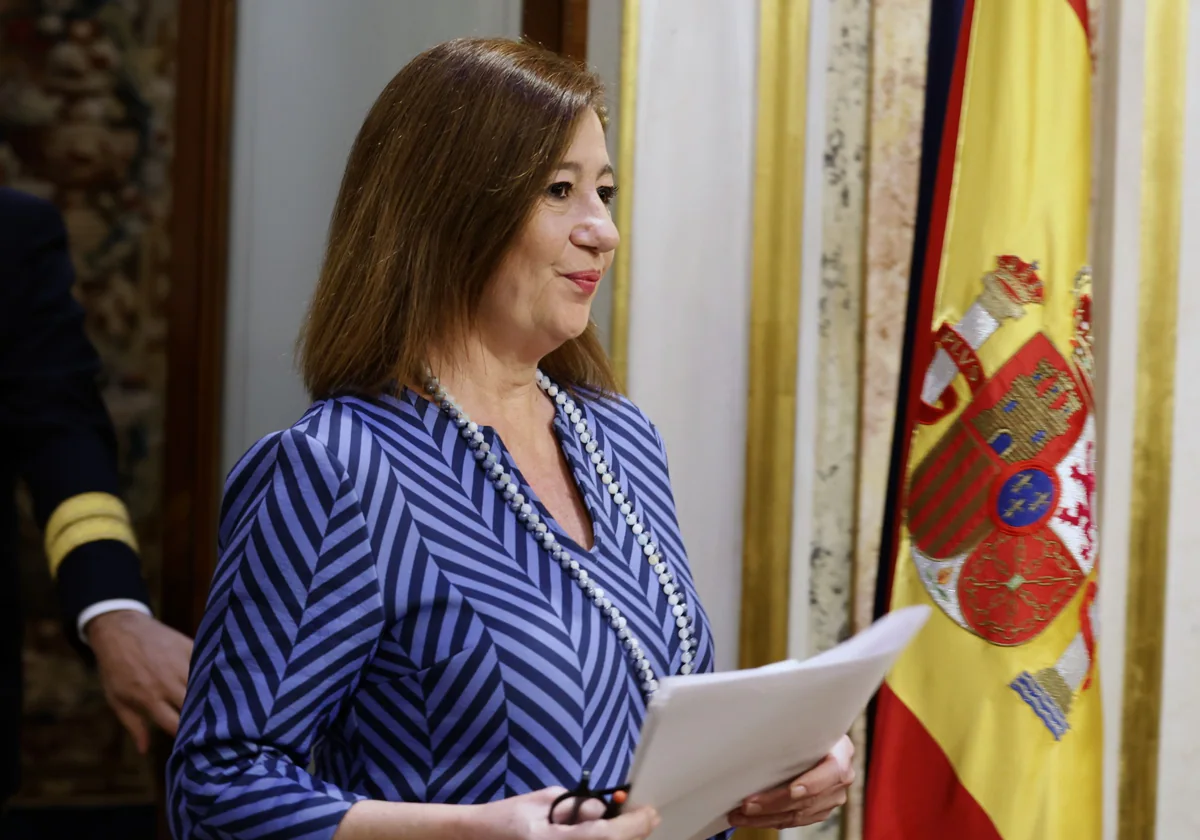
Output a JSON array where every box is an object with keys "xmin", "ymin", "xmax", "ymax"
[{"xmin": 564, "ymin": 270, "xmax": 602, "ymax": 293}]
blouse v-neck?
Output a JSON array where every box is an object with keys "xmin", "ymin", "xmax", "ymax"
[{"xmin": 400, "ymin": 385, "xmax": 609, "ymax": 559}]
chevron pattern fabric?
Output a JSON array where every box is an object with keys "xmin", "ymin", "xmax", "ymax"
[{"xmin": 166, "ymin": 389, "xmax": 719, "ymax": 840}]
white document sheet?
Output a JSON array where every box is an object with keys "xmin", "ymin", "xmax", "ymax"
[{"xmin": 625, "ymin": 605, "xmax": 932, "ymax": 840}]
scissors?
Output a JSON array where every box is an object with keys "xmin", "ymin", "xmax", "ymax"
[{"xmin": 548, "ymin": 770, "xmax": 631, "ymax": 825}]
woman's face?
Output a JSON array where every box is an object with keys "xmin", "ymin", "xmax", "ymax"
[{"xmin": 480, "ymin": 111, "xmax": 619, "ymax": 358}]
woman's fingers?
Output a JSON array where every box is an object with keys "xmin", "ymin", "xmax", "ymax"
[
  {"xmin": 829, "ymin": 734, "xmax": 855, "ymax": 776},
  {"xmin": 565, "ymin": 806, "xmax": 660, "ymax": 840},
  {"xmin": 789, "ymin": 751, "xmax": 851, "ymax": 796},
  {"xmin": 549, "ymin": 794, "xmax": 608, "ymax": 824},
  {"xmin": 735, "ymin": 749, "xmax": 855, "ymax": 819},
  {"xmin": 728, "ymin": 785, "xmax": 849, "ymax": 829},
  {"xmin": 793, "ymin": 787, "xmax": 849, "ymax": 819},
  {"xmin": 734, "ymin": 781, "xmax": 807, "ymax": 818}
]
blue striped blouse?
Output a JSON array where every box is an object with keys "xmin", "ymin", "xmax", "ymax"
[{"xmin": 167, "ymin": 387, "xmax": 720, "ymax": 840}]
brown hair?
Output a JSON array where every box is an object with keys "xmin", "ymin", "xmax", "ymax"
[{"xmin": 298, "ymin": 37, "xmax": 619, "ymax": 400}]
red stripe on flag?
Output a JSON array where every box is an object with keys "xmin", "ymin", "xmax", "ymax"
[
  {"xmin": 906, "ymin": 435, "xmax": 970, "ymax": 529},
  {"xmin": 864, "ymin": 684, "xmax": 1002, "ymax": 840},
  {"xmin": 1066, "ymin": 0, "xmax": 1090, "ymax": 41},
  {"xmin": 921, "ymin": 462, "xmax": 993, "ymax": 557},
  {"xmin": 906, "ymin": 437, "xmax": 984, "ymax": 538}
]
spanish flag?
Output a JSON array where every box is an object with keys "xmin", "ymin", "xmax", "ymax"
[{"xmin": 864, "ymin": 1, "xmax": 1099, "ymax": 838}]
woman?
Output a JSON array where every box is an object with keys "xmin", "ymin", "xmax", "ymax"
[{"xmin": 167, "ymin": 38, "xmax": 852, "ymax": 840}]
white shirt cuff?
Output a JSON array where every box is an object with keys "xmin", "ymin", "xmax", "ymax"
[{"xmin": 77, "ymin": 599, "xmax": 153, "ymax": 644}]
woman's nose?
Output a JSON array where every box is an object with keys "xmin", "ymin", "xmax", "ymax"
[{"xmin": 572, "ymin": 208, "xmax": 620, "ymax": 254}]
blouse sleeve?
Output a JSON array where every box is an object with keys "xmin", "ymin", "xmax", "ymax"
[{"xmin": 167, "ymin": 429, "xmax": 385, "ymax": 840}]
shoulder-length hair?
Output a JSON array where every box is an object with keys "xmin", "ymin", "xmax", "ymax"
[{"xmin": 298, "ymin": 37, "xmax": 619, "ymax": 400}]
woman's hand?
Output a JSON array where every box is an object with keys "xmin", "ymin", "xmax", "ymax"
[
  {"xmin": 727, "ymin": 734, "xmax": 855, "ymax": 830},
  {"xmin": 471, "ymin": 788, "xmax": 660, "ymax": 839},
  {"xmin": 336, "ymin": 789, "xmax": 659, "ymax": 839}
]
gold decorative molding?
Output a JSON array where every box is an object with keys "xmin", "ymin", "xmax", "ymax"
[
  {"xmin": 1117, "ymin": 0, "xmax": 1186, "ymax": 836},
  {"xmin": 609, "ymin": 0, "xmax": 639, "ymax": 389},
  {"xmin": 738, "ymin": 0, "xmax": 811, "ymax": 672}
]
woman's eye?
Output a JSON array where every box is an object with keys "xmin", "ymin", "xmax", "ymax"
[
  {"xmin": 598, "ymin": 185, "xmax": 618, "ymax": 205},
  {"xmin": 548, "ymin": 181, "xmax": 572, "ymax": 199}
]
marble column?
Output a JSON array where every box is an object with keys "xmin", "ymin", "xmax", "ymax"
[
  {"xmin": 803, "ymin": 0, "xmax": 874, "ymax": 837},
  {"xmin": 791, "ymin": 1, "xmax": 929, "ymax": 836},
  {"xmin": 846, "ymin": 2, "xmax": 930, "ymax": 838},
  {"xmin": 808, "ymin": 0, "xmax": 869, "ymax": 668}
]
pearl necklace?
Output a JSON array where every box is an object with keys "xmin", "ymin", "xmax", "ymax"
[{"xmin": 422, "ymin": 370, "xmax": 696, "ymax": 698}]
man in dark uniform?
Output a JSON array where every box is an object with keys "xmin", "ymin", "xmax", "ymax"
[{"xmin": 0, "ymin": 186, "xmax": 193, "ymax": 806}]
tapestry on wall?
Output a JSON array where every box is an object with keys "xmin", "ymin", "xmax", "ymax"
[{"xmin": 0, "ymin": 0, "xmax": 176, "ymax": 804}]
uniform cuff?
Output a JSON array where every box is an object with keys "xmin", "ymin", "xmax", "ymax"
[
  {"xmin": 55, "ymin": 540, "xmax": 151, "ymax": 640},
  {"xmin": 77, "ymin": 599, "xmax": 154, "ymax": 644}
]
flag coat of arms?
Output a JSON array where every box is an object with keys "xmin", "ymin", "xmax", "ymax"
[{"xmin": 865, "ymin": 0, "xmax": 1100, "ymax": 838}]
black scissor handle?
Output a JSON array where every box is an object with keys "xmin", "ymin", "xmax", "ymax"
[{"xmin": 548, "ymin": 771, "xmax": 631, "ymax": 824}]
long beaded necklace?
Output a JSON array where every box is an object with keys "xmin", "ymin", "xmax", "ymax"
[{"xmin": 423, "ymin": 370, "xmax": 696, "ymax": 699}]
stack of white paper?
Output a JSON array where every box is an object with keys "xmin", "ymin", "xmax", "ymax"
[{"xmin": 625, "ymin": 605, "xmax": 931, "ymax": 840}]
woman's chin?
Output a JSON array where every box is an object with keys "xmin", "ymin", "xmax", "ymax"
[{"xmin": 543, "ymin": 310, "xmax": 594, "ymax": 345}]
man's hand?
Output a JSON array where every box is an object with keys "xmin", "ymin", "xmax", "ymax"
[{"xmin": 85, "ymin": 609, "xmax": 194, "ymax": 754}]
